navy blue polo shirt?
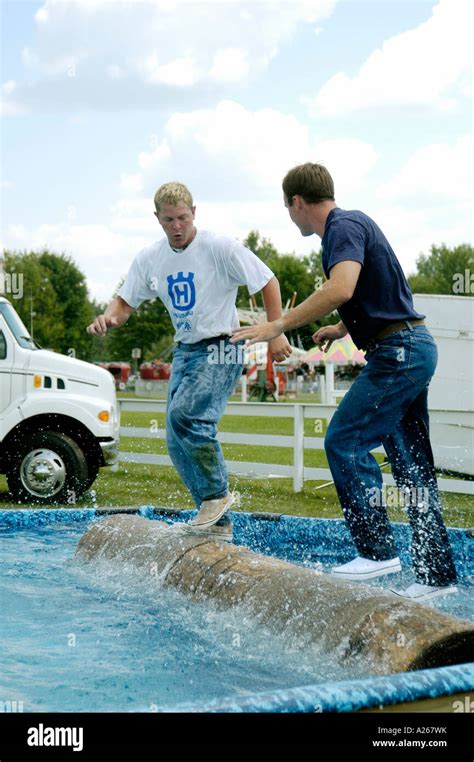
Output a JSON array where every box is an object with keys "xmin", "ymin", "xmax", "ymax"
[{"xmin": 321, "ymin": 208, "xmax": 424, "ymax": 349}]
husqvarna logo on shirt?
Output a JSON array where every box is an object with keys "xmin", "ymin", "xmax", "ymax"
[{"xmin": 167, "ymin": 271, "xmax": 196, "ymax": 311}]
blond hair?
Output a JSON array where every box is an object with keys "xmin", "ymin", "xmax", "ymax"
[{"xmin": 154, "ymin": 182, "xmax": 193, "ymax": 213}]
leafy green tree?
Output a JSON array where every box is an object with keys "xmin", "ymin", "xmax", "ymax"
[
  {"xmin": 38, "ymin": 251, "xmax": 95, "ymax": 356},
  {"xmin": 103, "ymin": 296, "xmax": 173, "ymax": 364},
  {"xmin": 241, "ymin": 231, "xmax": 339, "ymax": 347},
  {"xmin": 4, "ymin": 249, "xmax": 96, "ymax": 356},
  {"xmin": 3, "ymin": 250, "xmax": 66, "ymax": 350},
  {"xmin": 408, "ymin": 244, "xmax": 474, "ymax": 295}
]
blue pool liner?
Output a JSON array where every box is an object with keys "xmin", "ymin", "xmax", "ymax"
[
  {"xmin": 1, "ymin": 506, "xmax": 472, "ymax": 713},
  {"xmin": 2, "ymin": 506, "xmax": 470, "ymax": 578},
  {"xmin": 161, "ymin": 662, "xmax": 474, "ymax": 713}
]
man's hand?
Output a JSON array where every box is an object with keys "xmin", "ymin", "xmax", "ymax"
[
  {"xmin": 86, "ymin": 315, "xmax": 120, "ymax": 336},
  {"xmin": 312, "ymin": 322, "xmax": 348, "ymax": 353},
  {"xmin": 230, "ymin": 319, "xmax": 284, "ymax": 346},
  {"xmin": 86, "ymin": 297, "xmax": 134, "ymax": 336},
  {"xmin": 268, "ymin": 334, "xmax": 292, "ymax": 362}
]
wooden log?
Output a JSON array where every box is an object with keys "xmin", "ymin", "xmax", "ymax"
[{"xmin": 76, "ymin": 514, "xmax": 474, "ymax": 675}]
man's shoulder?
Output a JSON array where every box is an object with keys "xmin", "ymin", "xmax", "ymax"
[
  {"xmin": 134, "ymin": 238, "xmax": 169, "ymax": 264},
  {"xmin": 330, "ymin": 208, "xmax": 372, "ymax": 226},
  {"xmin": 325, "ymin": 209, "xmax": 373, "ymax": 240},
  {"xmin": 198, "ymin": 229, "xmax": 244, "ymax": 251}
]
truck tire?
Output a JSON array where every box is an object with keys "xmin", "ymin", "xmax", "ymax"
[
  {"xmin": 6, "ymin": 431, "xmax": 89, "ymax": 505},
  {"xmin": 83, "ymin": 458, "xmax": 100, "ymax": 492}
]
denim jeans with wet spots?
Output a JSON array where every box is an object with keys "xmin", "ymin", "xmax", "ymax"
[
  {"xmin": 166, "ymin": 337, "xmax": 243, "ymax": 509},
  {"xmin": 325, "ymin": 325, "xmax": 457, "ymax": 587}
]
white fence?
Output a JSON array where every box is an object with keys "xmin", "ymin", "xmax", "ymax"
[{"xmin": 117, "ymin": 399, "xmax": 474, "ymax": 496}]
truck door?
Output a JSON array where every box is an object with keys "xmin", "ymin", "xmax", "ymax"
[{"xmin": 0, "ymin": 327, "xmax": 12, "ymax": 413}]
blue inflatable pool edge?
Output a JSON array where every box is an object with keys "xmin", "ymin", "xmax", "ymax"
[
  {"xmin": 160, "ymin": 662, "xmax": 474, "ymax": 713},
  {"xmin": 1, "ymin": 506, "xmax": 472, "ymax": 713}
]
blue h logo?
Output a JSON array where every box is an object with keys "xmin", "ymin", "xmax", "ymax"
[{"xmin": 167, "ymin": 271, "xmax": 196, "ymax": 311}]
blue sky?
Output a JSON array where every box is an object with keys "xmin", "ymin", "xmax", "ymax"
[{"xmin": 1, "ymin": 0, "xmax": 472, "ymax": 302}]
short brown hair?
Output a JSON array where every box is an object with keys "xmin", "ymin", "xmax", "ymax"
[
  {"xmin": 282, "ymin": 163, "xmax": 335, "ymax": 206},
  {"xmin": 154, "ymin": 182, "xmax": 193, "ymax": 213}
]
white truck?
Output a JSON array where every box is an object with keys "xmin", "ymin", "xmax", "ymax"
[{"xmin": 0, "ymin": 296, "xmax": 119, "ymax": 504}]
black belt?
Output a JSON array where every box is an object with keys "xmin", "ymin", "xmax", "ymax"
[
  {"xmin": 176, "ymin": 334, "xmax": 231, "ymax": 347},
  {"xmin": 202, "ymin": 334, "xmax": 231, "ymax": 344}
]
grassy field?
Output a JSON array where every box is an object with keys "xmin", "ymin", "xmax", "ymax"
[
  {"xmin": 0, "ymin": 407, "xmax": 473, "ymax": 527},
  {"xmin": 0, "ymin": 464, "xmax": 472, "ymax": 526}
]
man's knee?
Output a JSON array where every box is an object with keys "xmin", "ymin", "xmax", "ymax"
[
  {"xmin": 325, "ymin": 419, "xmax": 342, "ymax": 462},
  {"xmin": 167, "ymin": 403, "xmax": 188, "ymax": 435}
]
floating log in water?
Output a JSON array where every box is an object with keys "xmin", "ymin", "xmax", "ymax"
[{"xmin": 76, "ymin": 514, "xmax": 474, "ymax": 675}]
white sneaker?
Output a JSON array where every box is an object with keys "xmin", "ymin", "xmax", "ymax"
[
  {"xmin": 188, "ymin": 492, "xmax": 237, "ymax": 530},
  {"xmin": 389, "ymin": 582, "xmax": 458, "ymax": 601},
  {"xmin": 331, "ymin": 556, "xmax": 401, "ymax": 580}
]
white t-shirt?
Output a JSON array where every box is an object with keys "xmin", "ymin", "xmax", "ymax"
[{"xmin": 117, "ymin": 229, "xmax": 274, "ymax": 344}]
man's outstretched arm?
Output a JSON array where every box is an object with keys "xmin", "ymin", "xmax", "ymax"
[
  {"xmin": 259, "ymin": 276, "xmax": 292, "ymax": 361},
  {"xmin": 232, "ymin": 262, "xmax": 361, "ymax": 345},
  {"xmin": 86, "ymin": 296, "xmax": 135, "ymax": 336}
]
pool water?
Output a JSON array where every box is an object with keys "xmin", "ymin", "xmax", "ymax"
[
  {"xmin": 0, "ymin": 522, "xmax": 364, "ymax": 712},
  {"xmin": 1, "ymin": 518, "xmax": 472, "ymax": 713}
]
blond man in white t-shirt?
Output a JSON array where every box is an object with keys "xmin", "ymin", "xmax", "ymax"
[{"xmin": 87, "ymin": 182, "xmax": 291, "ymax": 540}]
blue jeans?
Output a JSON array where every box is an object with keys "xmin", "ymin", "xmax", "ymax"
[
  {"xmin": 325, "ymin": 324, "xmax": 457, "ymax": 587},
  {"xmin": 166, "ymin": 337, "xmax": 243, "ymax": 508}
]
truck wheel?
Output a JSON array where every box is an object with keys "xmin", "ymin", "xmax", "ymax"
[
  {"xmin": 7, "ymin": 431, "xmax": 89, "ymax": 505},
  {"xmin": 83, "ymin": 459, "xmax": 100, "ymax": 492}
]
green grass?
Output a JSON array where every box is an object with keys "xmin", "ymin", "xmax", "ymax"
[
  {"xmin": 0, "ymin": 465, "xmax": 472, "ymax": 527},
  {"xmin": 119, "ymin": 410, "xmax": 328, "ymax": 436},
  {"xmin": 1, "ymin": 408, "xmax": 472, "ymax": 527},
  {"xmin": 118, "ymin": 410, "xmax": 388, "ymax": 469}
]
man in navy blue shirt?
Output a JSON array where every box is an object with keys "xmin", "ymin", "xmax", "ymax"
[{"xmin": 232, "ymin": 162, "xmax": 458, "ymax": 601}]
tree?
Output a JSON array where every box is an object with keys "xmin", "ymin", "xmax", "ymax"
[
  {"xmin": 408, "ymin": 244, "xmax": 474, "ymax": 296},
  {"xmin": 3, "ymin": 248, "xmax": 97, "ymax": 357},
  {"xmin": 104, "ymin": 296, "xmax": 174, "ymax": 363},
  {"xmin": 241, "ymin": 231, "xmax": 339, "ymax": 347},
  {"xmin": 3, "ymin": 250, "xmax": 66, "ymax": 350},
  {"xmin": 38, "ymin": 251, "xmax": 95, "ymax": 357}
]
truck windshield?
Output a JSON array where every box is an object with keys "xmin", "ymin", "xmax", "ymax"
[{"xmin": 0, "ymin": 302, "xmax": 38, "ymax": 350}]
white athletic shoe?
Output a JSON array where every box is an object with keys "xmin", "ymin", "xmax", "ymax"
[
  {"xmin": 389, "ymin": 582, "xmax": 458, "ymax": 601},
  {"xmin": 188, "ymin": 492, "xmax": 238, "ymax": 530},
  {"xmin": 331, "ymin": 555, "xmax": 401, "ymax": 580}
]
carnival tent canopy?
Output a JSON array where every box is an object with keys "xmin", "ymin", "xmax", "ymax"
[{"xmin": 302, "ymin": 335, "xmax": 366, "ymax": 365}]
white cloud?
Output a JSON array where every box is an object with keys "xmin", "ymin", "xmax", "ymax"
[
  {"xmin": 374, "ymin": 204, "xmax": 472, "ymax": 277},
  {"xmin": 138, "ymin": 139, "xmax": 171, "ymax": 171},
  {"xmin": 1, "ymin": 81, "xmax": 26, "ymax": 116},
  {"xmin": 138, "ymin": 54, "xmax": 200, "ymax": 87},
  {"xmin": 109, "ymin": 198, "xmax": 157, "ymax": 235},
  {"xmin": 34, "ymin": 7, "xmax": 49, "ymax": 23},
  {"xmin": 309, "ymin": 0, "xmax": 472, "ymax": 116},
  {"xmin": 378, "ymin": 134, "xmax": 474, "ymax": 203},
  {"xmin": 1, "ymin": 222, "xmax": 150, "ymax": 302},
  {"xmin": 312, "ymin": 139, "xmax": 378, "ymax": 194},
  {"xmin": 127, "ymin": 100, "xmax": 377, "ymax": 202},
  {"xmin": 3, "ymin": 0, "xmax": 337, "ymax": 113},
  {"xmin": 1, "ymin": 96, "xmax": 379, "ymax": 300},
  {"xmin": 209, "ymin": 48, "xmax": 249, "ymax": 82},
  {"xmin": 119, "ymin": 173, "xmax": 144, "ymax": 194},
  {"xmin": 3, "ymin": 80, "xmax": 17, "ymax": 96},
  {"xmin": 106, "ymin": 64, "xmax": 124, "ymax": 80}
]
